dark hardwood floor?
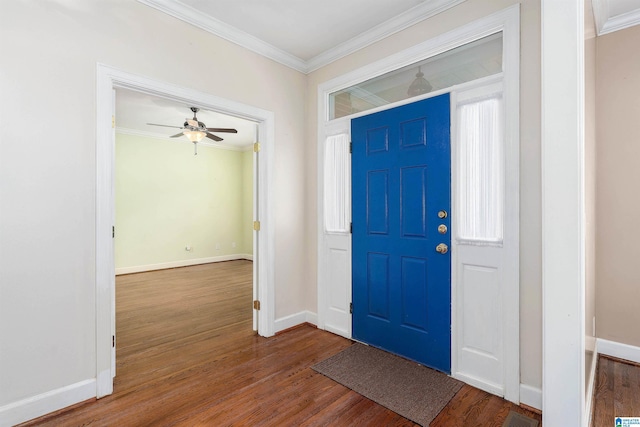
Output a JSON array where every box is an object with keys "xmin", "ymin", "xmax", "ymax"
[
  {"xmin": 592, "ymin": 355, "xmax": 640, "ymax": 426},
  {"xmin": 21, "ymin": 261, "xmax": 541, "ymax": 426}
]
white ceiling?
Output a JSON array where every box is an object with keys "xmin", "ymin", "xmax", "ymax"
[
  {"xmin": 115, "ymin": 89, "xmax": 257, "ymax": 150},
  {"xmin": 178, "ymin": 0, "xmax": 426, "ymax": 61},
  {"xmin": 137, "ymin": 0, "xmax": 466, "ymax": 73},
  {"xmin": 608, "ymin": 0, "xmax": 640, "ymax": 17}
]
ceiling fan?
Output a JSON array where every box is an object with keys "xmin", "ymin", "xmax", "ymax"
[{"xmin": 147, "ymin": 107, "xmax": 238, "ymax": 154}]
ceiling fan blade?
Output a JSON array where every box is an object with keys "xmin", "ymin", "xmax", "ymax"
[
  {"xmin": 147, "ymin": 123, "xmax": 183, "ymax": 129},
  {"xmin": 206, "ymin": 133, "xmax": 223, "ymax": 142},
  {"xmin": 170, "ymin": 133, "xmax": 184, "ymax": 138},
  {"xmin": 207, "ymin": 128, "xmax": 238, "ymax": 133}
]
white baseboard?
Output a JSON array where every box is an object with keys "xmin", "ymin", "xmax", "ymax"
[
  {"xmin": 519, "ymin": 383, "xmax": 542, "ymax": 411},
  {"xmin": 305, "ymin": 311, "xmax": 318, "ymax": 326},
  {"xmin": 115, "ymin": 253, "xmax": 253, "ymax": 275},
  {"xmin": 597, "ymin": 338, "xmax": 640, "ymax": 364},
  {"xmin": 0, "ymin": 379, "xmax": 95, "ymax": 426},
  {"xmin": 274, "ymin": 310, "xmax": 318, "ymax": 333}
]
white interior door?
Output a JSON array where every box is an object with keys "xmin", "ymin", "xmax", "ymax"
[
  {"xmin": 252, "ymin": 124, "xmax": 259, "ymax": 332},
  {"xmin": 111, "ymin": 88, "xmax": 116, "ymax": 378}
]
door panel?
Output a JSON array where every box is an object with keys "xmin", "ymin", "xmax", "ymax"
[
  {"xmin": 352, "ymin": 94, "xmax": 451, "ymax": 372},
  {"xmin": 455, "ymin": 245, "xmax": 504, "ymax": 394}
]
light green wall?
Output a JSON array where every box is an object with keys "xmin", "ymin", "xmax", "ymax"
[{"xmin": 115, "ymin": 133, "xmax": 253, "ymax": 269}]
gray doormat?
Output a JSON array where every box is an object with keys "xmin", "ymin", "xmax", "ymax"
[
  {"xmin": 502, "ymin": 411, "xmax": 540, "ymax": 427},
  {"xmin": 312, "ymin": 343, "xmax": 463, "ymax": 426}
]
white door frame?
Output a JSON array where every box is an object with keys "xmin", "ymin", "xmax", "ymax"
[
  {"xmin": 541, "ymin": 0, "xmax": 586, "ymax": 425},
  {"xmin": 317, "ymin": 5, "xmax": 520, "ymax": 403},
  {"xmin": 95, "ymin": 64, "xmax": 276, "ymax": 398}
]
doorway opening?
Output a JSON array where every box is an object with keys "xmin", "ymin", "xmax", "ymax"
[
  {"xmin": 112, "ymin": 88, "xmax": 258, "ymax": 382},
  {"xmin": 96, "ymin": 64, "xmax": 275, "ymax": 398},
  {"xmin": 316, "ymin": 5, "xmax": 520, "ymax": 403}
]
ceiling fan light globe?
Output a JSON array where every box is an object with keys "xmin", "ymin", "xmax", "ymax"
[{"xmin": 183, "ymin": 130, "xmax": 206, "ymax": 142}]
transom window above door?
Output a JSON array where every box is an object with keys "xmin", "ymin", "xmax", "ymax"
[{"xmin": 329, "ymin": 32, "xmax": 503, "ymax": 120}]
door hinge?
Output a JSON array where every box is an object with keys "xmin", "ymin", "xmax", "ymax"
[
  {"xmin": 112, "ymin": 226, "xmax": 115, "ymax": 238},
  {"xmin": 112, "ymin": 335, "xmax": 115, "ymax": 348},
  {"xmin": 350, "ymin": 302, "xmax": 353, "ymax": 314},
  {"xmin": 112, "ymin": 115, "xmax": 115, "ymax": 129},
  {"xmin": 253, "ymin": 300, "xmax": 261, "ymax": 310},
  {"xmin": 349, "ymin": 142, "xmax": 352, "ymax": 153},
  {"xmin": 253, "ymin": 221, "xmax": 261, "ymax": 231},
  {"xmin": 253, "ymin": 142, "xmax": 260, "ymax": 152},
  {"xmin": 350, "ymin": 222, "xmax": 352, "ymax": 234}
]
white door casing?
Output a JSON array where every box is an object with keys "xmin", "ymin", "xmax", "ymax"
[
  {"xmin": 317, "ymin": 5, "xmax": 519, "ymax": 403},
  {"xmin": 96, "ymin": 64, "xmax": 276, "ymax": 398},
  {"xmin": 541, "ymin": 0, "xmax": 586, "ymax": 424}
]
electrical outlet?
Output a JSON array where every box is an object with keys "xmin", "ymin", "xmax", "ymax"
[
  {"xmin": 216, "ymin": 243, "xmax": 220, "ymax": 250},
  {"xmin": 231, "ymin": 242, "xmax": 236, "ymax": 248}
]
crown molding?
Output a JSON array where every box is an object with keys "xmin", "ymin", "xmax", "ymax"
[
  {"xmin": 136, "ymin": 0, "xmax": 307, "ymax": 72},
  {"xmin": 116, "ymin": 127, "xmax": 252, "ymax": 151},
  {"xmin": 305, "ymin": 0, "xmax": 467, "ymax": 72},
  {"xmin": 137, "ymin": 0, "xmax": 467, "ymax": 74},
  {"xmin": 592, "ymin": 0, "xmax": 640, "ymax": 36}
]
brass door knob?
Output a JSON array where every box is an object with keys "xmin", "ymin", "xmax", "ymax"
[
  {"xmin": 435, "ymin": 243, "xmax": 449, "ymax": 254},
  {"xmin": 437, "ymin": 210, "xmax": 448, "ymax": 219}
]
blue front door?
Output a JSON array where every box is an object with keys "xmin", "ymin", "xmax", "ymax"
[{"xmin": 351, "ymin": 94, "xmax": 451, "ymax": 372}]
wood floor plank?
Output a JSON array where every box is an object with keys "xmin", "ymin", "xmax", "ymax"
[
  {"xmin": 592, "ymin": 355, "xmax": 640, "ymax": 426},
  {"xmin": 20, "ymin": 261, "xmax": 541, "ymax": 427}
]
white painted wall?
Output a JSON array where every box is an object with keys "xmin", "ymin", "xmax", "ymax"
[
  {"xmin": 306, "ymin": 0, "xmax": 542, "ymax": 391},
  {"xmin": 115, "ymin": 133, "xmax": 252, "ymax": 270},
  {"xmin": 0, "ymin": 0, "xmax": 306, "ymax": 409}
]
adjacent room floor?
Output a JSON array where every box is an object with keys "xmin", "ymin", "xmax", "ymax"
[
  {"xmin": 21, "ymin": 261, "xmax": 541, "ymax": 426},
  {"xmin": 592, "ymin": 354, "xmax": 640, "ymax": 425}
]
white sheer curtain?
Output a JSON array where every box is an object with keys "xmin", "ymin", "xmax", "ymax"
[
  {"xmin": 457, "ymin": 94, "xmax": 504, "ymax": 243},
  {"xmin": 324, "ymin": 133, "xmax": 350, "ymax": 233}
]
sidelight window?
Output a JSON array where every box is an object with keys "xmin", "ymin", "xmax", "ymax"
[
  {"xmin": 456, "ymin": 89, "xmax": 504, "ymax": 244},
  {"xmin": 324, "ymin": 133, "xmax": 350, "ymax": 233}
]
